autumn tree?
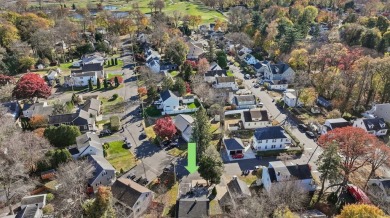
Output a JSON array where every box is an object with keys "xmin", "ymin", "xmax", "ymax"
[
  {"xmin": 337, "ymin": 204, "xmax": 385, "ymax": 218},
  {"xmin": 138, "ymin": 87, "xmax": 147, "ymax": 96},
  {"xmin": 288, "ymin": 48, "xmax": 308, "ymax": 71},
  {"xmin": 139, "ymin": 66, "xmax": 163, "ymax": 89},
  {"xmin": 153, "ymin": 116, "xmax": 177, "ymax": 141},
  {"xmin": 318, "ymin": 127, "xmax": 375, "ymax": 186},
  {"xmin": 165, "ymin": 38, "xmax": 189, "ymax": 66},
  {"xmin": 83, "ymin": 186, "xmax": 115, "ymax": 217},
  {"xmin": 197, "ymin": 58, "xmax": 210, "ymax": 75},
  {"xmin": 299, "ymin": 87, "xmax": 317, "ymax": 106},
  {"xmin": 29, "ymin": 115, "xmax": 48, "ymax": 129},
  {"xmin": 12, "ymin": 73, "xmax": 51, "ymax": 99},
  {"xmin": 364, "ymin": 142, "xmax": 390, "ymax": 189},
  {"xmin": 191, "ymin": 107, "xmax": 212, "ymax": 159}
]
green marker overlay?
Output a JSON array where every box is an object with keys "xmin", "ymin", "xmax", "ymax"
[{"xmin": 185, "ymin": 143, "xmax": 199, "ymax": 174}]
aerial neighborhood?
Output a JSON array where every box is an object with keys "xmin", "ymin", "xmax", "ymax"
[{"xmin": 0, "ymin": 0, "xmax": 390, "ymax": 217}]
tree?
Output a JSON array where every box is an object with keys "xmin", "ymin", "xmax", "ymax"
[
  {"xmin": 114, "ymin": 76, "xmax": 119, "ymax": 87},
  {"xmin": 182, "ymin": 61, "xmax": 193, "ymax": 82},
  {"xmin": 197, "ymin": 58, "xmax": 209, "ymax": 75},
  {"xmin": 153, "ymin": 116, "xmax": 177, "ymax": 141},
  {"xmin": 53, "ymin": 160, "xmax": 94, "ymax": 217},
  {"xmin": 138, "ymin": 87, "xmax": 147, "ymax": 96},
  {"xmin": 337, "ymin": 204, "xmax": 385, "ymax": 218},
  {"xmin": 154, "ymin": 0, "xmax": 165, "ymax": 13},
  {"xmin": 376, "ymin": 15, "xmax": 389, "ymax": 33},
  {"xmin": 318, "ymin": 127, "xmax": 375, "ymax": 186},
  {"xmin": 161, "ymin": 76, "xmax": 174, "ymax": 91},
  {"xmin": 315, "ymin": 142, "xmax": 343, "ymax": 203},
  {"xmin": 288, "ymin": 48, "xmax": 308, "ymax": 71},
  {"xmin": 206, "ymin": 40, "xmax": 216, "ymax": 62},
  {"xmin": 0, "ymin": 84, "xmax": 15, "ymax": 103},
  {"xmin": 12, "ymin": 73, "xmax": 51, "ymax": 99},
  {"xmin": 185, "ymin": 82, "xmax": 191, "ymax": 94},
  {"xmin": 327, "ymin": 109, "xmax": 342, "ymax": 119},
  {"xmin": 191, "ymin": 107, "xmax": 212, "ymax": 159},
  {"xmin": 83, "ymin": 186, "xmax": 116, "ymax": 217},
  {"xmin": 361, "ymin": 28, "xmax": 381, "ymax": 49},
  {"xmin": 364, "ymin": 142, "xmax": 390, "ymax": 189},
  {"xmin": 198, "ymin": 146, "xmax": 223, "ymax": 185},
  {"xmin": 88, "ymin": 78, "xmax": 93, "ymax": 91},
  {"xmin": 0, "ymin": 24, "xmax": 20, "ymax": 49},
  {"xmin": 299, "ymin": 87, "xmax": 317, "ymax": 106},
  {"xmin": 147, "ymin": 86, "xmax": 158, "ymax": 101},
  {"xmin": 216, "ymin": 51, "xmax": 227, "ymax": 68},
  {"xmin": 139, "ymin": 66, "xmax": 163, "ymax": 89},
  {"xmin": 96, "ymin": 78, "xmax": 101, "ymax": 89},
  {"xmin": 44, "ymin": 125, "xmax": 81, "ymax": 147},
  {"xmin": 103, "ymin": 78, "xmax": 108, "ymax": 89},
  {"xmin": 175, "ymin": 77, "xmax": 186, "ymax": 96},
  {"xmin": 165, "ymin": 38, "xmax": 189, "ymax": 66},
  {"xmin": 52, "ymin": 101, "xmax": 72, "ymax": 115},
  {"xmin": 29, "ymin": 115, "xmax": 47, "ymax": 129}
]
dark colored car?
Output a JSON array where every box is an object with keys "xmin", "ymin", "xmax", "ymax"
[
  {"xmin": 253, "ymin": 84, "xmax": 260, "ymax": 88},
  {"xmin": 127, "ymin": 172, "xmax": 136, "ymax": 180},
  {"xmin": 298, "ymin": 124, "xmax": 308, "ymax": 132},
  {"xmin": 305, "ymin": 131, "xmax": 316, "ymax": 138},
  {"xmin": 99, "ymin": 129, "xmax": 112, "ymax": 137},
  {"xmin": 162, "ymin": 140, "xmax": 171, "ymax": 146},
  {"xmin": 139, "ymin": 133, "xmax": 147, "ymax": 140}
]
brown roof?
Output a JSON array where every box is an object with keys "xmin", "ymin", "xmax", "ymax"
[{"xmin": 111, "ymin": 178, "xmax": 152, "ymax": 208}]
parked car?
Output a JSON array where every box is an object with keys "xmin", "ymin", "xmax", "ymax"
[
  {"xmin": 257, "ymin": 102, "xmax": 264, "ymax": 107},
  {"xmin": 127, "ymin": 172, "xmax": 136, "ymax": 180},
  {"xmin": 99, "ymin": 129, "xmax": 112, "ymax": 137},
  {"xmin": 232, "ymin": 153, "xmax": 244, "ymax": 159},
  {"xmin": 163, "ymin": 167, "xmax": 171, "ymax": 173},
  {"xmin": 124, "ymin": 139, "xmax": 132, "ymax": 149},
  {"xmin": 245, "ymin": 74, "xmax": 250, "ymax": 79},
  {"xmin": 305, "ymin": 131, "xmax": 316, "ymax": 139},
  {"xmin": 139, "ymin": 132, "xmax": 147, "ymax": 140},
  {"xmin": 254, "ymin": 84, "xmax": 260, "ymax": 88},
  {"xmin": 346, "ymin": 185, "xmax": 371, "ymax": 204},
  {"xmin": 162, "ymin": 140, "xmax": 171, "ymax": 146},
  {"xmin": 242, "ymin": 170, "xmax": 250, "ymax": 176},
  {"xmin": 298, "ymin": 124, "xmax": 308, "ymax": 132}
]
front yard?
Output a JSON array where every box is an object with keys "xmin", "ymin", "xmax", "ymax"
[
  {"xmin": 105, "ymin": 141, "xmax": 137, "ymax": 172},
  {"xmin": 101, "ymin": 96, "xmax": 125, "ymax": 115}
]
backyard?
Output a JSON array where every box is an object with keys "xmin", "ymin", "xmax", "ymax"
[
  {"xmin": 105, "ymin": 141, "xmax": 137, "ymax": 172},
  {"xmin": 101, "ymin": 96, "xmax": 125, "ymax": 114}
]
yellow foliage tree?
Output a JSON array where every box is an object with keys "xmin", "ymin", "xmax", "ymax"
[
  {"xmin": 337, "ymin": 204, "xmax": 386, "ymax": 218},
  {"xmin": 288, "ymin": 48, "xmax": 309, "ymax": 71},
  {"xmin": 273, "ymin": 207, "xmax": 299, "ymax": 218},
  {"xmin": 299, "ymin": 87, "xmax": 317, "ymax": 106}
]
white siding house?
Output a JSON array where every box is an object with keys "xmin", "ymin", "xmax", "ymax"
[
  {"xmin": 69, "ymin": 132, "xmax": 103, "ymax": 159},
  {"xmin": 261, "ymin": 61, "xmax": 295, "ymax": 83},
  {"xmin": 88, "ymin": 155, "xmax": 116, "ymax": 193},
  {"xmin": 367, "ymin": 178, "xmax": 390, "ymax": 202},
  {"xmin": 252, "ymin": 126, "xmax": 291, "ymax": 151},
  {"xmin": 242, "ymin": 109, "xmax": 271, "ymax": 129},
  {"xmin": 65, "ymin": 71, "xmax": 98, "ymax": 87},
  {"xmin": 154, "ymin": 90, "xmax": 199, "ymax": 115},
  {"xmin": 353, "ymin": 118, "xmax": 388, "ymax": 136},
  {"xmin": 283, "ymin": 89, "xmax": 302, "ymax": 107},
  {"xmin": 233, "ymin": 95, "xmax": 257, "ymax": 109},
  {"xmin": 174, "ymin": 114, "xmax": 194, "ymax": 142},
  {"xmin": 213, "ymin": 77, "xmax": 238, "ymax": 90},
  {"xmin": 321, "ymin": 118, "xmax": 350, "ymax": 135},
  {"xmin": 204, "ymin": 70, "xmax": 227, "ymax": 83},
  {"xmin": 365, "ymin": 103, "xmax": 390, "ymax": 123},
  {"xmin": 242, "ymin": 54, "xmax": 257, "ymax": 65}
]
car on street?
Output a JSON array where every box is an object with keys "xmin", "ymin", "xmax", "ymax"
[
  {"xmin": 253, "ymin": 84, "xmax": 260, "ymax": 88},
  {"xmin": 162, "ymin": 140, "xmax": 171, "ymax": 146},
  {"xmin": 99, "ymin": 129, "xmax": 112, "ymax": 137},
  {"xmin": 232, "ymin": 153, "xmax": 244, "ymax": 159},
  {"xmin": 257, "ymin": 102, "xmax": 264, "ymax": 107},
  {"xmin": 124, "ymin": 139, "xmax": 132, "ymax": 149},
  {"xmin": 139, "ymin": 132, "xmax": 147, "ymax": 140},
  {"xmin": 298, "ymin": 124, "xmax": 308, "ymax": 132},
  {"xmin": 305, "ymin": 131, "xmax": 316, "ymax": 139},
  {"xmin": 163, "ymin": 167, "xmax": 171, "ymax": 173}
]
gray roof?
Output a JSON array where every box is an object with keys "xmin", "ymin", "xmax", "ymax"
[
  {"xmin": 174, "ymin": 114, "xmax": 194, "ymax": 132},
  {"xmin": 76, "ymin": 132, "xmax": 101, "ymax": 150},
  {"xmin": 23, "ymin": 102, "xmax": 54, "ymax": 117},
  {"xmin": 227, "ymin": 178, "xmax": 251, "ymax": 197},
  {"xmin": 49, "ymin": 113, "xmax": 79, "ymax": 124},
  {"xmin": 82, "ymin": 63, "xmax": 103, "ymax": 72},
  {"xmin": 88, "ymin": 155, "xmax": 115, "ymax": 184},
  {"xmin": 216, "ymin": 77, "xmax": 235, "ymax": 83},
  {"xmin": 204, "ymin": 70, "xmax": 227, "ymax": 77},
  {"xmin": 160, "ymin": 90, "xmax": 178, "ymax": 102},
  {"xmin": 270, "ymin": 63, "xmax": 290, "ymax": 74},
  {"xmin": 254, "ymin": 126, "xmax": 287, "ymax": 140},
  {"xmin": 380, "ymin": 179, "xmax": 390, "ymax": 196},
  {"xmin": 81, "ymin": 98, "xmax": 101, "ymax": 114},
  {"xmin": 111, "ymin": 178, "xmax": 152, "ymax": 208},
  {"xmin": 234, "ymin": 95, "xmax": 256, "ymax": 104},
  {"xmin": 71, "ymin": 71, "xmax": 97, "ymax": 78},
  {"xmin": 223, "ymin": 138, "xmax": 245, "ymax": 150},
  {"xmin": 16, "ymin": 205, "xmax": 40, "ymax": 218},
  {"xmin": 176, "ymin": 198, "xmax": 209, "ymax": 218},
  {"xmin": 21, "ymin": 194, "xmax": 46, "ymax": 206}
]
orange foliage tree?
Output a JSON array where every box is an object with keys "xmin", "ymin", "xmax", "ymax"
[
  {"xmin": 337, "ymin": 204, "xmax": 385, "ymax": 218},
  {"xmin": 29, "ymin": 115, "xmax": 48, "ymax": 129},
  {"xmin": 138, "ymin": 87, "xmax": 147, "ymax": 96}
]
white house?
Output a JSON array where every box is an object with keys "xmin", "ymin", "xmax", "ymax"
[
  {"xmin": 154, "ymin": 90, "xmax": 199, "ymax": 115},
  {"xmin": 261, "ymin": 161, "xmax": 316, "ymax": 193},
  {"xmin": 283, "ymin": 89, "xmax": 302, "ymax": 107},
  {"xmin": 204, "ymin": 70, "xmax": 227, "ymax": 83},
  {"xmin": 265, "ymin": 80, "xmax": 289, "ymax": 91},
  {"xmin": 47, "ymin": 69, "xmax": 60, "ymax": 81},
  {"xmin": 233, "ymin": 95, "xmax": 257, "ymax": 109},
  {"xmin": 242, "ymin": 109, "xmax": 271, "ymax": 129},
  {"xmin": 238, "ymin": 46, "xmax": 252, "ymax": 54},
  {"xmin": 353, "ymin": 118, "xmax": 388, "ymax": 136},
  {"xmin": 145, "ymin": 47, "xmax": 161, "ymax": 73},
  {"xmin": 367, "ymin": 178, "xmax": 390, "ymax": 202},
  {"xmin": 213, "ymin": 77, "xmax": 238, "ymax": 90},
  {"xmin": 321, "ymin": 118, "xmax": 350, "ymax": 135},
  {"xmin": 65, "ymin": 71, "xmax": 98, "ymax": 87},
  {"xmin": 69, "ymin": 132, "xmax": 103, "ymax": 159},
  {"xmin": 186, "ymin": 40, "xmax": 204, "ymax": 60},
  {"xmin": 364, "ymin": 103, "xmax": 390, "ymax": 123},
  {"xmin": 111, "ymin": 178, "xmax": 154, "ymax": 218},
  {"xmin": 22, "ymin": 102, "xmax": 54, "ymax": 118},
  {"xmin": 21, "ymin": 194, "xmax": 47, "ymax": 210},
  {"xmin": 241, "ymin": 54, "xmax": 257, "ymax": 65},
  {"xmin": 88, "ymin": 155, "xmax": 116, "ymax": 193},
  {"xmin": 257, "ymin": 61, "xmax": 295, "ymax": 83},
  {"xmin": 252, "ymin": 126, "xmax": 291, "ymax": 151},
  {"xmin": 174, "ymin": 114, "xmax": 194, "ymax": 142},
  {"xmin": 18, "ymin": 194, "xmax": 47, "ymax": 218},
  {"xmin": 81, "ymin": 53, "xmax": 105, "ymax": 65}
]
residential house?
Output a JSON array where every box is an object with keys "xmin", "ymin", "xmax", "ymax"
[
  {"xmin": 227, "ymin": 176, "xmax": 251, "ymax": 200},
  {"xmin": 111, "ymin": 178, "xmax": 154, "ymax": 218},
  {"xmin": 68, "ymin": 132, "xmax": 103, "ymax": 159},
  {"xmin": 365, "ymin": 103, "xmax": 390, "ymax": 123},
  {"xmin": 316, "ymin": 96, "xmax": 332, "ymax": 109},
  {"xmin": 48, "ymin": 110, "xmax": 96, "ymax": 132},
  {"xmin": 81, "ymin": 52, "xmax": 105, "ymax": 66},
  {"xmin": 209, "ymin": 62, "xmax": 222, "ymax": 71},
  {"xmin": 213, "ymin": 77, "xmax": 238, "ymax": 90},
  {"xmin": 160, "ymin": 62, "xmax": 178, "ymax": 72},
  {"xmin": 65, "ymin": 71, "xmax": 98, "ymax": 87},
  {"xmin": 321, "ymin": 118, "xmax": 350, "ymax": 135},
  {"xmin": 238, "ymin": 46, "xmax": 252, "ymax": 54},
  {"xmin": 265, "ymin": 80, "xmax": 289, "ymax": 91},
  {"xmin": 223, "ymin": 137, "xmax": 245, "ymax": 157},
  {"xmin": 47, "ymin": 69, "xmax": 59, "ymax": 81},
  {"xmin": 15, "ymin": 205, "xmax": 43, "ymax": 218},
  {"xmin": 241, "ymin": 54, "xmax": 257, "ymax": 65},
  {"xmin": 22, "ymin": 102, "xmax": 54, "ymax": 118},
  {"xmin": 21, "ymin": 194, "xmax": 46, "ymax": 210},
  {"xmin": 353, "ymin": 118, "xmax": 388, "ymax": 136},
  {"xmin": 81, "ymin": 63, "xmax": 105, "ymax": 78},
  {"xmin": 2, "ymin": 101, "xmax": 20, "ymax": 120},
  {"xmin": 204, "ymin": 70, "xmax": 227, "ymax": 83},
  {"xmin": 233, "ymin": 95, "xmax": 257, "ymax": 109},
  {"xmin": 367, "ymin": 178, "xmax": 390, "ymax": 202},
  {"xmin": 283, "ymin": 89, "xmax": 302, "ymax": 107},
  {"xmin": 154, "ymin": 90, "xmax": 199, "ymax": 115},
  {"xmin": 176, "ymin": 196, "xmax": 209, "ymax": 218},
  {"xmin": 258, "ymin": 61, "xmax": 295, "ymax": 83},
  {"xmin": 174, "ymin": 114, "xmax": 194, "ymax": 142},
  {"xmin": 252, "ymin": 126, "xmax": 291, "ymax": 151},
  {"xmin": 81, "ymin": 98, "xmax": 101, "ymax": 119},
  {"xmin": 261, "ymin": 161, "xmax": 316, "ymax": 193},
  {"xmin": 242, "ymin": 109, "xmax": 270, "ymax": 129},
  {"xmin": 146, "ymin": 55, "xmax": 160, "ymax": 73},
  {"xmin": 186, "ymin": 40, "xmax": 204, "ymax": 60},
  {"xmin": 88, "ymin": 155, "xmax": 116, "ymax": 193},
  {"xmin": 137, "ymin": 33, "xmax": 149, "ymax": 44}
]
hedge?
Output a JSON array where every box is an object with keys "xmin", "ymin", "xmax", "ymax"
[
  {"xmin": 110, "ymin": 116, "xmax": 121, "ymax": 131},
  {"xmin": 257, "ymin": 148, "xmax": 304, "ymax": 157},
  {"xmin": 284, "ymin": 128, "xmax": 301, "ymax": 147}
]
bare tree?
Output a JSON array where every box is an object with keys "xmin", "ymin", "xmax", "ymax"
[
  {"xmin": 364, "ymin": 142, "xmax": 390, "ymax": 189},
  {"xmin": 0, "ymin": 84, "xmax": 15, "ymax": 103},
  {"xmin": 172, "ymin": 11, "xmax": 182, "ymax": 28},
  {"xmin": 139, "ymin": 66, "xmax": 163, "ymax": 89},
  {"xmin": 53, "ymin": 160, "xmax": 95, "ymax": 217}
]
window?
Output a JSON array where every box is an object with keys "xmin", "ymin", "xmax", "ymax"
[
  {"xmin": 265, "ymin": 146, "xmax": 267, "ymax": 149},
  {"xmin": 272, "ymin": 139, "xmax": 276, "ymax": 142},
  {"xmin": 266, "ymin": 140, "xmax": 268, "ymax": 143},
  {"xmin": 271, "ymin": 145, "xmax": 276, "ymax": 149},
  {"xmin": 248, "ymin": 123, "xmax": 250, "ymax": 126},
  {"xmin": 137, "ymin": 209, "xmax": 140, "ymax": 212},
  {"xmin": 281, "ymin": 138, "xmax": 283, "ymax": 142},
  {"xmin": 280, "ymin": 145, "xmax": 282, "ymax": 148},
  {"xmin": 259, "ymin": 140, "xmax": 262, "ymax": 143}
]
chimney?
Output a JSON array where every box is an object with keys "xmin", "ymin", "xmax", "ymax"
[
  {"xmin": 233, "ymin": 175, "xmax": 237, "ymax": 180},
  {"xmin": 195, "ymin": 198, "xmax": 197, "ymax": 203}
]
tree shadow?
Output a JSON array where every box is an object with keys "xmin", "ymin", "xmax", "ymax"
[{"xmin": 134, "ymin": 141, "xmax": 161, "ymax": 159}]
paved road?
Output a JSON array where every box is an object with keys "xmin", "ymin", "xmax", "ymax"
[{"xmin": 229, "ymin": 64, "xmax": 324, "ymax": 182}]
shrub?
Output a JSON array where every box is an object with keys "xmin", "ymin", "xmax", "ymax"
[
  {"xmin": 212, "ymin": 186, "xmax": 217, "ymax": 196},
  {"xmin": 238, "ymin": 85, "xmax": 245, "ymax": 89},
  {"xmin": 110, "ymin": 116, "xmax": 121, "ymax": 131},
  {"xmin": 42, "ymin": 204, "xmax": 54, "ymax": 214},
  {"xmin": 103, "ymin": 150, "xmax": 107, "ymax": 157},
  {"xmin": 112, "ymin": 94, "xmax": 119, "ymax": 100},
  {"xmin": 46, "ymin": 193, "xmax": 54, "ymax": 202}
]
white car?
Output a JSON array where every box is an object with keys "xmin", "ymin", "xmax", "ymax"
[{"xmin": 257, "ymin": 102, "xmax": 264, "ymax": 107}]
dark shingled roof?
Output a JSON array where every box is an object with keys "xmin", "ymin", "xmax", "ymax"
[
  {"xmin": 176, "ymin": 198, "xmax": 209, "ymax": 218},
  {"xmin": 254, "ymin": 126, "xmax": 287, "ymax": 140},
  {"xmin": 234, "ymin": 95, "xmax": 256, "ymax": 104},
  {"xmin": 270, "ymin": 63, "xmax": 290, "ymax": 74},
  {"xmin": 243, "ymin": 110, "xmax": 268, "ymax": 122},
  {"xmin": 21, "ymin": 195, "xmax": 46, "ymax": 206},
  {"xmin": 286, "ymin": 164, "xmax": 312, "ymax": 180},
  {"xmin": 227, "ymin": 178, "xmax": 251, "ymax": 197},
  {"xmin": 16, "ymin": 205, "xmax": 40, "ymax": 218},
  {"xmin": 160, "ymin": 90, "xmax": 178, "ymax": 102},
  {"xmin": 216, "ymin": 77, "xmax": 235, "ymax": 83},
  {"xmin": 111, "ymin": 178, "xmax": 152, "ymax": 208},
  {"xmin": 204, "ymin": 70, "xmax": 227, "ymax": 77},
  {"xmin": 223, "ymin": 138, "xmax": 245, "ymax": 150},
  {"xmin": 361, "ymin": 118, "xmax": 388, "ymax": 131},
  {"xmin": 82, "ymin": 63, "xmax": 103, "ymax": 72},
  {"xmin": 254, "ymin": 62, "xmax": 262, "ymax": 69}
]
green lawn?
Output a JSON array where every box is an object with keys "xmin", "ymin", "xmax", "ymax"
[
  {"xmin": 101, "ymin": 96, "xmax": 125, "ymax": 114},
  {"xmin": 162, "ymin": 182, "xmax": 179, "ymax": 217},
  {"xmin": 187, "ymin": 102, "xmax": 197, "ymax": 109},
  {"xmin": 107, "ymin": 73, "xmax": 123, "ymax": 80},
  {"xmin": 104, "ymin": 59, "xmax": 123, "ymax": 71},
  {"xmin": 106, "ymin": 141, "xmax": 137, "ymax": 172},
  {"xmin": 169, "ymin": 71, "xmax": 180, "ymax": 77},
  {"xmin": 167, "ymin": 143, "xmax": 187, "ymax": 157},
  {"xmin": 227, "ymin": 71, "xmax": 234, "ymax": 77}
]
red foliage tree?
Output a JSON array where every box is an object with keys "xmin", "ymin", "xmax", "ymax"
[
  {"xmin": 110, "ymin": 76, "xmax": 124, "ymax": 84},
  {"xmin": 184, "ymin": 60, "xmax": 197, "ymax": 69},
  {"xmin": 138, "ymin": 87, "xmax": 147, "ymax": 96},
  {"xmin": 185, "ymin": 82, "xmax": 191, "ymax": 94},
  {"xmin": 318, "ymin": 126, "xmax": 376, "ymax": 185},
  {"xmin": 197, "ymin": 58, "xmax": 209, "ymax": 74},
  {"xmin": 153, "ymin": 116, "xmax": 177, "ymax": 141},
  {"xmin": 0, "ymin": 74, "xmax": 14, "ymax": 85},
  {"xmin": 12, "ymin": 73, "xmax": 51, "ymax": 99}
]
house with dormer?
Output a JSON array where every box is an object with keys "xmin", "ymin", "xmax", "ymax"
[
  {"xmin": 68, "ymin": 132, "xmax": 103, "ymax": 159},
  {"xmin": 240, "ymin": 54, "xmax": 257, "ymax": 65},
  {"xmin": 233, "ymin": 95, "xmax": 257, "ymax": 109},
  {"xmin": 257, "ymin": 61, "xmax": 295, "ymax": 83},
  {"xmin": 174, "ymin": 114, "xmax": 194, "ymax": 142},
  {"xmin": 353, "ymin": 118, "xmax": 388, "ymax": 136},
  {"xmin": 213, "ymin": 77, "xmax": 238, "ymax": 90},
  {"xmin": 252, "ymin": 126, "xmax": 291, "ymax": 151},
  {"xmin": 204, "ymin": 70, "xmax": 227, "ymax": 83},
  {"xmin": 154, "ymin": 90, "xmax": 199, "ymax": 115},
  {"xmin": 87, "ymin": 155, "xmax": 116, "ymax": 193},
  {"xmin": 241, "ymin": 109, "xmax": 271, "ymax": 129}
]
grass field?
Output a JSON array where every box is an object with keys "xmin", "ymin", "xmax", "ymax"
[
  {"xmin": 106, "ymin": 141, "xmax": 137, "ymax": 172},
  {"xmin": 101, "ymin": 96, "xmax": 125, "ymax": 114}
]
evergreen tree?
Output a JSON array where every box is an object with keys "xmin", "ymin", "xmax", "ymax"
[
  {"xmin": 191, "ymin": 107, "xmax": 212, "ymax": 160},
  {"xmin": 114, "ymin": 76, "xmax": 119, "ymax": 87},
  {"xmin": 206, "ymin": 40, "xmax": 216, "ymax": 62},
  {"xmin": 182, "ymin": 62, "xmax": 193, "ymax": 82},
  {"xmin": 114, "ymin": 58, "xmax": 118, "ymax": 65},
  {"xmin": 174, "ymin": 77, "xmax": 186, "ymax": 96},
  {"xmin": 198, "ymin": 146, "xmax": 223, "ymax": 185},
  {"xmin": 72, "ymin": 3, "xmax": 76, "ymax": 10},
  {"xmin": 147, "ymin": 85, "xmax": 158, "ymax": 101},
  {"xmin": 216, "ymin": 51, "xmax": 227, "ymax": 68},
  {"xmin": 88, "ymin": 78, "xmax": 93, "ymax": 91},
  {"xmin": 280, "ymin": 27, "xmax": 301, "ymax": 53},
  {"xmin": 96, "ymin": 78, "xmax": 101, "ymax": 89},
  {"xmin": 315, "ymin": 142, "xmax": 342, "ymax": 203},
  {"xmin": 111, "ymin": 59, "xmax": 114, "ymax": 66},
  {"xmin": 103, "ymin": 78, "xmax": 108, "ymax": 89},
  {"xmin": 162, "ymin": 77, "xmax": 174, "ymax": 91}
]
